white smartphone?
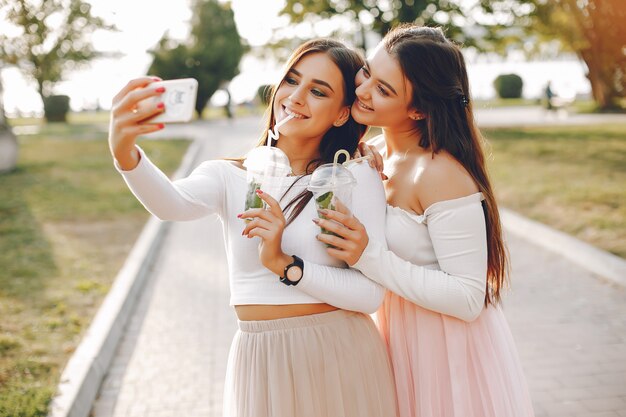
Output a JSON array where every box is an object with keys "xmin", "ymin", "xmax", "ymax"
[{"xmin": 142, "ymin": 78, "xmax": 198, "ymax": 124}]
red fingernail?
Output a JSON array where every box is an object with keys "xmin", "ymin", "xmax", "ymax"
[
  {"xmin": 157, "ymin": 102, "xmax": 164, "ymax": 109},
  {"xmin": 158, "ymin": 123, "xmax": 164, "ymax": 129},
  {"xmin": 256, "ymin": 189, "xmax": 263, "ymax": 195},
  {"xmin": 237, "ymin": 213, "xmax": 242, "ymax": 218},
  {"xmin": 155, "ymin": 87, "xmax": 166, "ymax": 93},
  {"xmin": 312, "ymin": 218, "xmax": 320, "ymax": 224}
]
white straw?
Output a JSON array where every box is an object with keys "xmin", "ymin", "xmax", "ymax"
[
  {"xmin": 266, "ymin": 113, "xmax": 296, "ymax": 146},
  {"xmin": 332, "ymin": 150, "xmax": 351, "ymax": 186},
  {"xmin": 343, "ymin": 154, "xmax": 373, "ymax": 166}
]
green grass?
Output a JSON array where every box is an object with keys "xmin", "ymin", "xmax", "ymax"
[
  {"xmin": 0, "ymin": 123, "xmax": 189, "ymax": 416},
  {"xmin": 484, "ymin": 124, "xmax": 626, "ymax": 258}
]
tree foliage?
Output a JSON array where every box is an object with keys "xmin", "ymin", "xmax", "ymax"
[
  {"xmin": 480, "ymin": 0, "xmax": 625, "ymax": 110},
  {"xmin": 0, "ymin": 0, "xmax": 114, "ymax": 119},
  {"xmin": 148, "ymin": 0, "xmax": 246, "ymax": 117},
  {"xmin": 531, "ymin": 0, "xmax": 625, "ymax": 110},
  {"xmin": 279, "ymin": 0, "xmax": 483, "ymax": 50}
]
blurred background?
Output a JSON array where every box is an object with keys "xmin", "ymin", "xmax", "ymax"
[
  {"xmin": 1, "ymin": 0, "xmax": 624, "ymax": 119},
  {"xmin": 0, "ymin": 1, "xmax": 624, "ymax": 416}
]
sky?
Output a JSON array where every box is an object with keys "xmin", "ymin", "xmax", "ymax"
[{"xmin": 0, "ymin": 0, "xmax": 591, "ymax": 115}]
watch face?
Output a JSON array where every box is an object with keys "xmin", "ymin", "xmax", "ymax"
[{"xmin": 286, "ymin": 265, "xmax": 303, "ymax": 282}]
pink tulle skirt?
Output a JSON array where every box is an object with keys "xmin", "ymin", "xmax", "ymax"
[{"xmin": 377, "ymin": 291, "xmax": 535, "ymax": 417}]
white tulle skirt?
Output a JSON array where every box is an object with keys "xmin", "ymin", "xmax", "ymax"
[{"xmin": 223, "ymin": 309, "xmax": 398, "ymax": 417}]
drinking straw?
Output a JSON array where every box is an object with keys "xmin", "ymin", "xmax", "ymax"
[
  {"xmin": 331, "ymin": 149, "xmax": 351, "ymax": 186},
  {"xmin": 267, "ymin": 113, "xmax": 296, "ymax": 146},
  {"xmin": 343, "ymin": 154, "xmax": 373, "ymax": 166}
]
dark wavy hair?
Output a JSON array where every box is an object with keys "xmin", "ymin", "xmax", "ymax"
[
  {"xmin": 255, "ymin": 39, "xmax": 366, "ymax": 226},
  {"xmin": 383, "ymin": 24, "xmax": 509, "ymax": 306}
]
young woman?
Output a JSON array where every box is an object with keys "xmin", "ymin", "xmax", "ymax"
[
  {"xmin": 316, "ymin": 26, "xmax": 535, "ymax": 417},
  {"xmin": 108, "ymin": 39, "xmax": 398, "ymax": 417}
]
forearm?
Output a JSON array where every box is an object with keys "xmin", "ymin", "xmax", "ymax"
[
  {"xmin": 296, "ymin": 261, "xmax": 385, "ymax": 314},
  {"xmin": 115, "ymin": 146, "xmax": 216, "ymax": 221},
  {"xmin": 353, "ymin": 240, "xmax": 485, "ymax": 321}
]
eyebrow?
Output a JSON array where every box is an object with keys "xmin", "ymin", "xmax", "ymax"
[
  {"xmin": 289, "ymin": 69, "xmax": 335, "ymax": 93},
  {"xmin": 365, "ymin": 61, "xmax": 398, "ymax": 96}
]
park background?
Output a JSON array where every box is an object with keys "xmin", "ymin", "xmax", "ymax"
[{"xmin": 0, "ymin": 0, "xmax": 624, "ymax": 416}]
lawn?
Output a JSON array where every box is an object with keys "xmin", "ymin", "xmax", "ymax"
[
  {"xmin": 0, "ymin": 120, "xmax": 189, "ymax": 417},
  {"xmin": 484, "ymin": 124, "xmax": 625, "ymax": 258}
]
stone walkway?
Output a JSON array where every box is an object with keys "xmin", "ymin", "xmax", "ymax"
[{"xmin": 91, "ymin": 116, "xmax": 626, "ymax": 417}]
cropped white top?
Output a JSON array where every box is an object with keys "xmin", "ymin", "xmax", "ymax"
[
  {"xmin": 115, "ymin": 146, "xmax": 387, "ymax": 314},
  {"xmin": 353, "ymin": 193, "xmax": 489, "ymax": 321}
]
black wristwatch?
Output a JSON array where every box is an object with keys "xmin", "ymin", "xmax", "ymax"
[{"xmin": 279, "ymin": 255, "xmax": 304, "ymax": 286}]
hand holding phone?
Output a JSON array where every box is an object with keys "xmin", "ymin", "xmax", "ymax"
[{"xmin": 140, "ymin": 78, "xmax": 198, "ymax": 124}]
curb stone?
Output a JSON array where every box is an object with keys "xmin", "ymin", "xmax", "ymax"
[
  {"xmin": 501, "ymin": 208, "xmax": 626, "ymax": 287},
  {"xmin": 47, "ymin": 140, "xmax": 204, "ymax": 417}
]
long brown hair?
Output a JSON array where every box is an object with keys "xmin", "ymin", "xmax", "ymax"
[
  {"xmin": 383, "ymin": 24, "xmax": 508, "ymax": 305},
  {"xmin": 255, "ymin": 39, "xmax": 366, "ymax": 225}
]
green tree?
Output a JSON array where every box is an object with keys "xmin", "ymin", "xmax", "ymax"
[
  {"xmin": 148, "ymin": 0, "xmax": 246, "ymax": 117},
  {"xmin": 531, "ymin": 0, "xmax": 625, "ymax": 110},
  {"xmin": 482, "ymin": 0, "xmax": 625, "ymax": 110},
  {"xmin": 0, "ymin": 0, "xmax": 114, "ymax": 121}
]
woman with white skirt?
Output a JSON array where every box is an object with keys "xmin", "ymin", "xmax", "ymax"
[{"xmin": 108, "ymin": 38, "xmax": 398, "ymax": 417}]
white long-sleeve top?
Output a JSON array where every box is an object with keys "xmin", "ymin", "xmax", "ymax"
[
  {"xmin": 115, "ymin": 146, "xmax": 387, "ymax": 314},
  {"xmin": 352, "ymin": 193, "xmax": 488, "ymax": 321}
]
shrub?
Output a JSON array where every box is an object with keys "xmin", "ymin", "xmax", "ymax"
[
  {"xmin": 493, "ymin": 74, "xmax": 523, "ymax": 99},
  {"xmin": 43, "ymin": 95, "xmax": 70, "ymax": 122}
]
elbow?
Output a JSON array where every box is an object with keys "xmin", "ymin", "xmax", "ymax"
[
  {"xmin": 361, "ymin": 286, "xmax": 385, "ymax": 314},
  {"xmin": 459, "ymin": 304, "xmax": 483, "ymax": 322},
  {"xmin": 458, "ymin": 293, "xmax": 486, "ymax": 322}
]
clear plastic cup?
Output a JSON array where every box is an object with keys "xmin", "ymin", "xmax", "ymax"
[
  {"xmin": 308, "ymin": 163, "xmax": 356, "ymax": 244},
  {"xmin": 243, "ymin": 146, "xmax": 292, "ymax": 215}
]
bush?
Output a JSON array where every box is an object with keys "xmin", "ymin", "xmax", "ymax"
[
  {"xmin": 43, "ymin": 95, "xmax": 70, "ymax": 122},
  {"xmin": 257, "ymin": 84, "xmax": 273, "ymax": 105},
  {"xmin": 493, "ymin": 74, "xmax": 523, "ymax": 99}
]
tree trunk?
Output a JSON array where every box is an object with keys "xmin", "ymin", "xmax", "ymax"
[
  {"xmin": 0, "ymin": 79, "xmax": 18, "ymax": 173},
  {"xmin": 580, "ymin": 49, "xmax": 619, "ymax": 111}
]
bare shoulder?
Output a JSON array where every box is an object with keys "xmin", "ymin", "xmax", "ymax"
[{"xmin": 415, "ymin": 151, "xmax": 479, "ymax": 211}]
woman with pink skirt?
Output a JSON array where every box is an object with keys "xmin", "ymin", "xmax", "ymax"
[{"xmin": 317, "ymin": 25, "xmax": 535, "ymax": 417}]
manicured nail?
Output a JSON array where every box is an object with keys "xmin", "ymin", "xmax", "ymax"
[
  {"xmin": 157, "ymin": 123, "xmax": 164, "ymax": 129},
  {"xmin": 155, "ymin": 87, "xmax": 166, "ymax": 93},
  {"xmin": 312, "ymin": 218, "xmax": 320, "ymax": 224},
  {"xmin": 157, "ymin": 102, "xmax": 165, "ymax": 109},
  {"xmin": 237, "ymin": 213, "xmax": 243, "ymax": 218},
  {"xmin": 255, "ymin": 189, "xmax": 263, "ymax": 195}
]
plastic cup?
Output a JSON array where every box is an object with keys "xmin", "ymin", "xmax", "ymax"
[
  {"xmin": 307, "ymin": 163, "xmax": 356, "ymax": 245},
  {"xmin": 243, "ymin": 146, "xmax": 292, "ymax": 215}
]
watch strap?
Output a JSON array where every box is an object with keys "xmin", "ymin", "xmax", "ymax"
[{"xmin": 279, "ymin": 255, "xmax": 304, "ymax": 286}]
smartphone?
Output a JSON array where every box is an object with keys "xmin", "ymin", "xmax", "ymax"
[{"xmin": 142, "ymin": 78, "xmax": 198, "ymax": 124}]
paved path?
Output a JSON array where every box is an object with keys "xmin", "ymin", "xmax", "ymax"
[{"xmin": 91, "ymin": 115, "xmax": 626, "ymax": 417}]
